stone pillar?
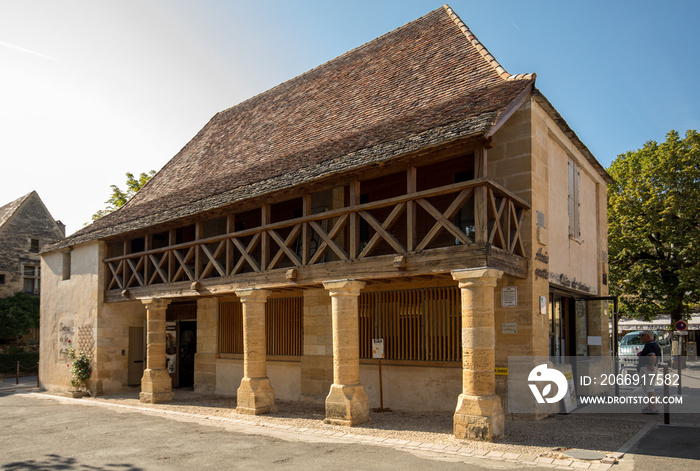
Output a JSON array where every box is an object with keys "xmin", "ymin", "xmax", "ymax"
[
  {"xmin": 235, "ymin": 289, "xmax": 274, "ymax": 415},
  {"xmin": 140, "ymin": 298, "xmax": 173, "ymax": 404},
  {"xmin": 451, "ymin": 268, "xmax": 504, "ymax": 441},
  {"xmin": 322, "ymin": 280, "xmax": 368, "ymax": 426}
]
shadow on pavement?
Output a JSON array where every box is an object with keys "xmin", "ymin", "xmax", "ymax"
[
  {"xmin": 3, "ymin": 453, "xmax": 144, "ymax": 471},
  {"xmin": 626, "ymin": 424, "xmax": 700, "ymax": 460}
]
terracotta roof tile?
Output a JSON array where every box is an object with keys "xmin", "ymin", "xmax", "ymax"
[{"xmin": 53, "ymin": 5, "xmax": 534, "ymax": 249}]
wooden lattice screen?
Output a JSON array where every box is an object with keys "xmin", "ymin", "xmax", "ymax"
[
  {"xmin": 266, "ymin": 297, "xmax": 303, "ymax": 356},
  {"xmin": 359, "ymin": 287, "xmax": 461, "ymax": 362},
  {"xmin": 219, "ymin": 301, "xmax": 243, "ymax": 354},
  {"xmin": 76, "ymin": 324, "xmax": 95, "ymax": 359}
]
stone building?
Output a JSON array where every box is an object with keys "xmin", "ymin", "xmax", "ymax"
[
  {"xmin": 0, "ymin": 191, "xmax": 64, "ymax": 298},
  {"xmin": 40, "ymin": 6, "xmax": 612, "ymax": 440}
]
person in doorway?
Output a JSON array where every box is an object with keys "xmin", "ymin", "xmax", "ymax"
[{"xmin": 637, "ymin": 330, "xmax": 661, "ymax": 414}]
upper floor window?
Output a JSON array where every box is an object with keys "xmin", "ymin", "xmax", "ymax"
[
  {"xmin": 23, "ymin": 265, "xmax": 40, "ymax": 294},
  {"xmin": 568, "ymin": 159, "xmax": 580, "ymax": 238},
  {"xmin": 29, "ymin": 239, "xmax": 40, "ymax": 253},
  {"xmin": 62, "ymin": 250, "xmax": 72, "ymax": 281},
  {"xmin": 0, "ymin": 274, "xmax": 5, "ymax": 284}
]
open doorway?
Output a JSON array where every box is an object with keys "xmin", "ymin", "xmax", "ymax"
[
  {"xmin": 177, "ymin": 320, "xmax": 196, "ymax": 388},
  {"xmin": 167, "ymin": 301, "xmax": 197, "ymax": 388}
]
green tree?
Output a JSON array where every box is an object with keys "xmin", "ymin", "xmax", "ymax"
[
  {"xmin": 607, "ymin": 130, "xmax": 700, "ymax": 324},
  {"xmin": 0, "ymin": 292, "xmax": 40, "ymax": 341},
  {"xmin": 92, "ymin": 170, "xmax": 156, "ymax": 221}
]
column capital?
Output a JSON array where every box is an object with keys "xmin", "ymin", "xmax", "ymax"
[
  {"xmin": 235, "ymin": 289, "xmax": 272, "ymax": 303},
  {"xmin": 323, "ymin": 280, "xmax": 366, "ymax": 297},
  {"xmin": 451, "ymin": 268, "xmax": 503, "ymax": 288},
  {"xmin": 141, "ymin": 298, "xmax": 172, "ymax": 310}
]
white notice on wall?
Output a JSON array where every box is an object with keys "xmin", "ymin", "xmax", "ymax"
[
  {"xmin": 372, "ymin": 338, "xmax": 385, "ymax": 359},
  {"xmin": 501, "ymin": 286, "xmax": 517, "ymax": 307},
  {"xmin": 587, "ymin": 336, "xmax": 602, "ymax": 346}
]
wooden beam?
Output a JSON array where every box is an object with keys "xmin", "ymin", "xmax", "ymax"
[
  {"xmin": 358, "ymin": 202, "xmax": 407, "ymax": 258},
  {"xmin": 173, "ymin": 247, "xmax": 195, "ymax": 281},
  {"xmin": 406, "ymin": 167, "xmax": 417, "ymax": 252},
  {"xmin": 415, "ymin": 189, "xmax": 473, "ymax": 250},
  {"xmin": 232, "ymin": 233, "xmax": 261, "ymax": 274},
  {"xmin": 349, "ymin": 181, "xmax": 360, "ymax": 259},
  {"xmin": 261, "ymin": 204, "xmax": 270, "ymax": 270},
  {"xmin": 268, "ymin": 225, "xmax": 302, "ymax": 269},
  {"xmin": 308, "ymin": 215, "xmax": 349, "ymax": 264},
  {"xmin": 301, "ymin": 194, "xmax": 311, "ymax": 265}
]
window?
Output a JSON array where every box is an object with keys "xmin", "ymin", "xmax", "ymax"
[
  {"xmin": 359, "ymin": 287, "xmax": 461, "ymax": 362},
  {"xmin": 266, "ymin": 297, "xmax": 303, "ymax": 356},
  {"xmin": 568, "ymin": 159, "xmax": 580, "ymax": 238},
  {"xmin": 62, "ymin": 250, "xmax": 72, "ymax": 280},
  {"xmin": 219, "ymin": 301, "xmax": 243, "ymax": 354},
  {"xmin": 218, "ymin": 297, "xmax": 303, "ymax": 356},
  {"xmin": 0, "ymin": 274, "xmax": 5, "ymax": 284},
  {"xmin": 29, "ymin": 239, "xmax": 40, "ymax": 253},
  {"xmin": 23, "ymin": 265, "xmax": 40, "ymax": 294}
]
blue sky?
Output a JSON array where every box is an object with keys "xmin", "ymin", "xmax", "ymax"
[{"xmin": 1, "ymin": 0, "xmax": 698, "ymax": 235}]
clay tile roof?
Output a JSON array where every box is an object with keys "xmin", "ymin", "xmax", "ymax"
[{"xmin": 52, "ymin": 4, "xmax": 536, "ymax": 250}]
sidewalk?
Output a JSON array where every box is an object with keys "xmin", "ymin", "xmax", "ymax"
[{"xmin": 0, "ymin": 375, "xmax": 38, "ymax": 392}]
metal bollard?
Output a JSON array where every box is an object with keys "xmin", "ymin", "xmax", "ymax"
[
  {"xmin": 663, "ymin": 363, "xmax": 670, "ymax": 425},
  {"xmin": 16, "ymin": 361, "xmax": 19, "ymax": 385}
]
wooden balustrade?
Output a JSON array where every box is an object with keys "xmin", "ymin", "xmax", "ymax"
[{"xmin": 105, "ymin": 178, "xmax": 528, "ymax": 291}]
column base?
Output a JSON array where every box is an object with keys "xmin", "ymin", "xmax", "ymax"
[
  {"xmin": 140, "ymin": 369, "xmax": 173, "ymax": 404},
  {"xmin": 236, "ymin": 377, "xmax": 276, "ymax": 415},
  {"xmin": 453, "ymin": 394, "xmax": 504, "ymax": 441},
  {"xmin": 324, "ymin": 383, "xmax": 369, "ymax": 426}
]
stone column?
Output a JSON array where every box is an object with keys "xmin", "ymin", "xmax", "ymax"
[
  {"xmin": 322, "ymin": 280, "xmax": 368, "ymax": 426},
  {"xmin": 451, "ymin": 268, "xmax": 504, "ymax": 441},
  {"xmin": 235, "ymin": 289, "xmax": 274, "ymax": 415},
  {"xmin": 140, "ymin": 298, "xmax": 173, "ymax": 404}
]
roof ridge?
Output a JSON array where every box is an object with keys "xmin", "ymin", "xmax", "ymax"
[
  {"xmin": 0, "ymin": 191, "xmax": 35, "ymax": 231},
  {"xmin": 442, "ymin": 4, "xmax": 535, "ymax": 82},
  {"xmin": 215, "ymin": 7, "xmax": 448, "ymax": 119}
]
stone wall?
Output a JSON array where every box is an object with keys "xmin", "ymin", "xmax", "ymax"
[
  {"xmin": 39, "ymin": 241, "xmax": 100, "ymax": 394},
  {"xmin": 195, "ymin": 297, "xmax": 218, "ymax": 392},
  {"xmin": 97, "ymin": 300, "xmax": 145, "ymax": 395},
  {"xmin": 1, "ymin": 192, "xmax": 64, "ymax": 297},
  {"xmin": 300, "ymin": 288, "xmax": 333, "ymax": 402}
]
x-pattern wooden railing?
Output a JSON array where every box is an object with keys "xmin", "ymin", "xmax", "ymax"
[{"xmin": 105, "ymin": 179, "xmax": 528, "ymax": 290}]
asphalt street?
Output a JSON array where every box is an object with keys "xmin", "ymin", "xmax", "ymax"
[{"xmin": 0, "ymin": 392, "xmax": 550, "ymax": 471}]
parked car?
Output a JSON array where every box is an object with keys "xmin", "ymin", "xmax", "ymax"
[{"xmin": 618, "ymin": 330, "xmax": 671, "ymax": 370}]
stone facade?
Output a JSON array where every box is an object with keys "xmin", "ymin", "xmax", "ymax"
[
  {"xmin": 38, "ymin": 6, "xmax": 612, "ymax": 442},
  {"xmin": 0, "ymin": 191, "xmax": 64, "ymax": 298}
]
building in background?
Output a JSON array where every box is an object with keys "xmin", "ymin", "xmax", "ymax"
[{"xmin": 0, "ymin": 191, "xmax": 64, "ymax": 298}]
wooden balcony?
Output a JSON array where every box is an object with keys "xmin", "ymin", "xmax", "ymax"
[{"xmin": 104, "ymin": 178, "xmax": 529, "ymax": 302}]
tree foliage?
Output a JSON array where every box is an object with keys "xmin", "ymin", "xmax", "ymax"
[
  {"xmin": 607, "ymin": 130, "xmax": 700, "ymax": 323},
  {"xmin": 0, "ymin": 292, "xmax": 40, "ymax": 341},
  {"xmin": 92, "ymin": 170, "xmax": 156, "ymax": 221}
]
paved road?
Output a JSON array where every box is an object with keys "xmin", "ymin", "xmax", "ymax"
[
  {"xmin": 1, "ymin": 393, "xmax": 553, "ymax": 471},
  {"xmin": 615, "ymin": 423, "xmax": 700, "ymax": 471},
  {"xmin": 2, "ymin": 390, "xmax": 699, "ymax": 470}
]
